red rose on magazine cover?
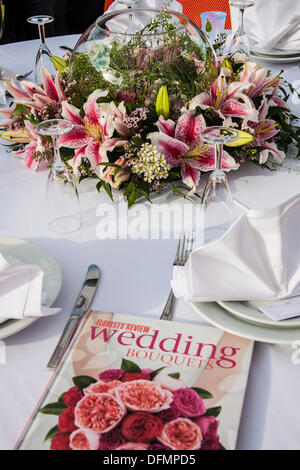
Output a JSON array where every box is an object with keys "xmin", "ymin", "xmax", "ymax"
[
  {"xmin": 50, "ymin": 432, "xmax": 71, "ymax": 450},
  {"xmin": 58, "ymin": 406, "xmax": 76, "ymax": 433},
  {"xmin": 121, "ymin": 372, "xmax": 151, "ymax": 382},
  {"xmin": 120, "ymin": 412, "xmax": 163, "ymax": 441},
  {"xmin": 116, "ymin": 380, "xmax": 173, "ymax": 412},
  {"xmin": 75, "ymin": 393, "xmax": 126, "ymax": 433},
  {"xmin": 158, "ymin": 417, "xmax": 202, "ymax": 450},
  {"xmin": 62, "ymin": 386, "xmax": 83, "ymax": 407}
]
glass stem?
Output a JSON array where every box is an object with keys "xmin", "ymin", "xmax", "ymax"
[
  {"xmin": 38, "ymin": 23, "xmax": 46, "ymax": 44},
  {"xmin": 52, "ymin": 135, "xmax": 65, "ymax": 172},
  {"xmin": 215, "ymin": 143, "xmax": 223, "ymax": 171},
  {"xmin": 239, "ymin": 8, "xmax": 245, "ymax": 33}
]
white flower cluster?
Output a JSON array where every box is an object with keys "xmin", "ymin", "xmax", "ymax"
[{"xmin": 130, "ymin": 143, "xmax": 170, "ymax": 183}]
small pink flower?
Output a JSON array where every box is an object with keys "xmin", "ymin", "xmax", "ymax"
[
  {"xmin": 158, "ymin": 418, "xmax": 202, "ymax": 450},
  {"xmin": 75, "ymin": 393, "xmax": 126, "ymax": 433},
  {"xmin": 116, "ymin": 380, "xmax": 173, "ymax": 413},
  {"xmin": 69, "ymin": 429, "xmax": 100, "ymax": 450},
  {"xmin": 99, "ymin": 369, "xmax": 124, "ymax": 382},
  {"xmin": 84, "ymin": 380, "xmax": 122, "ymax": 395}
]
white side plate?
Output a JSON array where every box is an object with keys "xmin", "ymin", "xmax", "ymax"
[{"xmin": 0, "ymin": 236, "xmax": 62, "ymax": 340}]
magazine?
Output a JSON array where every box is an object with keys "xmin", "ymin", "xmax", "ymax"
[{"xmin": 16, "ymin": 310, "xmax": 254, "ymax": 450}]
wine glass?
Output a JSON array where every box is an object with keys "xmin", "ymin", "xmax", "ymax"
[
  {"xmin": 229, "ymin": 0, "xmax": 255, "ymax": 57},
  {"xmin": 27, "ymin": 15, "xmax": 55, "ymax": 83},
  {"xmin": 199, "ymin": 126, "xmax": 239, "ymax": 241},
  {"xmin": 37, "ymin": 119, "xmax": 81, "ymax": 234}
]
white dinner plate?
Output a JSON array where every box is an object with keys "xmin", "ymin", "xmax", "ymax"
[
  {"xmin": 190, "ymin": 301, "xmax": 300, "ymax": 344},
  {"xmin": 218, "ymin": 297, "xmax": 300, "ymax": 328},
  {"xmin": 0, "ymin": 236, "xmax": 62, "ymax": 340},
  {"xmin": 250, "ymin": 50, "xmax": 300, "ymax": 64}
]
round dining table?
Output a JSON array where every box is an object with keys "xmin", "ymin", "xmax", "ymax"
[{"xmin": 0, "ymin": 34, "xmax": 300, "ymax": 451}]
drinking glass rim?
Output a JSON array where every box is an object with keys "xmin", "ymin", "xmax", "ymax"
[
  {"xmin": 200, "ymin": 11, "xmax": 227, "ymax": 18},
  {"xmin": 95, "ymin": 8, "xmax": 190, "ymax": 38}
]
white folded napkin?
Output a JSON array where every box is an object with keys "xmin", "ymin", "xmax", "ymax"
[
  {"xmin": 241, "ymin": 0, "xmax": 300, "ymax": 52},
  {"xmin": 0, "ymin": 254, "xmax": 61, "ymax": 319},
  {"xmin": 106, "ymin": 0, "xmax": 182, "ymax": 34},
  {"xmin": 171, "ymin": 193, "xmax": 300, "ymax": 302}
]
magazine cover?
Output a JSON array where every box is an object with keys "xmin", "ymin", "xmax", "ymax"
[{"xmin": 16, "ymin": 311, "xmax": 254, "ymax": 451}]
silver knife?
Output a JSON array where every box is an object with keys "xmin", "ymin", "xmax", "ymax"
[{"xmin": 47, "ymin": 265, "xmax": 100, "ymax": 369}]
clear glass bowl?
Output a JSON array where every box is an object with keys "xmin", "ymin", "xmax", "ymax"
[{"xmin": 68, "ymin": 8, "xmax": 216, "ymax": 113}]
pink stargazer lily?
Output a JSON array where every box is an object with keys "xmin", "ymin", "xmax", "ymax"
[
  {"xmin": 239, "ymin": 62, "xmax": 281, "ymax": 99},
  {"xmin": 245, "ymin": 96, "xmax": 285, "ymax": 164},
  {"xmin": 60, "ymin": 90, "xmax": 127, "ymax": 175},
  {"xmin": 13, "ymin": 121, "xmax": 49, "ymax": 170},
  {"xmin": 189, "ymin": 71, "xmax": 259, "ymax": 123},
  {"xmin": 148, "ymin": 112, "xmax": 239, "ymax": 192},
  {"xmin": 5, "ymin": 66, "xmax": 66, "ymax": 111}
]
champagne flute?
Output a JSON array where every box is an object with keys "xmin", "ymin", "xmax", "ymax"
[
  {"xmin": 27, "ymin": 15, "xmax": 55, "ymax": 83},
  {"xmin": 229, "ymin": 0, "xmax": 255, "ymax": 57},
  {"xmin": 37, "ymin": 119, "xmax": 81, "ymax": 234}
]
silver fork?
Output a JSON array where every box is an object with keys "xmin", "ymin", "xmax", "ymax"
[{"xmin": 160, "ymin": 232, "xmax": 194, "ymax": 321}]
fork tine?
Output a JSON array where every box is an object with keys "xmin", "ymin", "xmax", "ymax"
[
  {"xmin": 184, "ymin": 231, "xmax": 194, "ymax": 263},
  {"xmin": 174, "ymin": 235, "xmax": 182, "ymax": 263}
]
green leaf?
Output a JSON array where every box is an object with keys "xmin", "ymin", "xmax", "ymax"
[
  {"xmin": 96, "ymin": 180, "xmax": 102, "ymax": 193},
  {"xmin": 205, "ymin": 19, "xmax": 212, "ymax": 33},
  {"xmin": 101, "ymin": 180, "xmax": 114, "ymax": 201},
  {"xmin": 121, "ymin": 358, "xmax": 141, "ymax": 373},
  {"xmin": 72, "ymin": 375, "xmax": 97, "ymax": 391},
  {"xmin": 168, "ymin": 372, "xmax": 180, "ymax": 379},
  {"xmin": 191, "ymin": 387, "xmax": 213, "ymax": 399},
  {"xmin": 39, "ymin": 402, "xmax": 67, "ymax": 415},
  {"xmin": 44, "ymin": 425, "xmax": 59, "ymax": 442},
  {"xmin": 204, "ymin": 406, "xmax": 222, "ymax": 417},
  {"xmin": 149, "ymin": 367, "xmax": 166, "ymax": 380}
]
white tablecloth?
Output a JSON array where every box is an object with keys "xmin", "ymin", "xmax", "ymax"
[{"xmin": 0, "ymin": 34, "xmax": 300, "ymax": 450}]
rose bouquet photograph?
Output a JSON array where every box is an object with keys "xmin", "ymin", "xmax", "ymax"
[{"xmin": 40, "ymin": 359, "xmax": 224, "ymax": 451}]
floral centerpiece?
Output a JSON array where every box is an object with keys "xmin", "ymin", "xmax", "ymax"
[
  {"xmin": 0, "ymin": 5, "xmax": 299, "ymax": 207},
  {"xmin": 39, "ymin": 359, "xmax": 224, "ymax": 450}
]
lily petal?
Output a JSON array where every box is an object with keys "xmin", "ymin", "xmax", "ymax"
[
  {"xmin": 41, "ymin": 66, "xmax": 59, "ymax": 102},
  {"xmin": 59, "ymin": 124, "xmax": 92, "ymax": 148},
  {"xmin": 180, "ymin": 163, "xmax": 200, "ymax": 193},
  {"xmin": 156, "ymin": 118, "xmax": 176, "ymax": 137},
  {"xmin": 175, "ymin": 112, "xmax": 206, "ymax": 149},
  {"xmin": 54, "ymin": 71, "xmax": 66, "ymax": 102},
  {"xmin": 61, "ymin": 101, "xmax": 84, "ymax": 126},
  {"xmin": 148, "ymin": 132, "xmax": 189, "ymax": 167}
]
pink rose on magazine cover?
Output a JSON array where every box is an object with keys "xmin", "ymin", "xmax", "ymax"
[
  {"xmin": 201, "ymin": 433, "xmax": 221, "ymax": 450},
  {"xmin": 172, "ymin": 388, "xmax": 206, "ymax": 418},
  {"xmin": 99, "ymin": 427, "xmax": 125, "ymax": 450},
  {"xmin": 69, "ymin": 429, "xmax": 100, "ymax": 450},
  {"xmin": 120, "ymin": 412, "xmax": 163, "ymax": 442},
  {"xmin": 84, "ymin": 380, "xmax": 122, "ymax": 395},
  {"xmin": 58, "ymin": 406, "xmax": 77, "ymax": 433},
  {"xmin": 62, "ymin": 386, "xmax": 83, "ymax": 407},
  {"xmin": 75, "ymin": 393, "xmax": 126, "ymax": 433},
  {"xmin": 116, "ymin": 380, "xmax": 173, "ymax": 413},
  {"xmin": 50, "ymin": 432, "xmax": 71, "ymax": 450},
  {"xmin": 153, "ymin": 374, "xmax": 186, "ymax": 392},
  {"xmin": 148, "ymin": 443, "xmax": 172, "ymax": 450},
  {"xmin": 116, "ymin": 442, "xmax": 149, "ymax": 450},
  {"xmin": 98, "ymin": 369, "xmax": 125, "ymax": 382},
  {"xmin": 158, "ymin": 418, "xmax": 202, "ymax": 450},
  {"xmin": 194, "ymin": 415, "xmax": 219, "ymax": 438}
]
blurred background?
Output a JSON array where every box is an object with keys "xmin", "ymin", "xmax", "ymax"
[
  {"xmin": 1, "ymin": 0, "xmax": 105, "ymax": 43},
  {"xmin": 0, "ymin": 0, "xmax": 232, "ymax": 44}
]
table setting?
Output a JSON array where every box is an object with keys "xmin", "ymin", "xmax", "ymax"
[{"xmin": 0, "ymin": 0, "xmax": 300, "ymax": 451}]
